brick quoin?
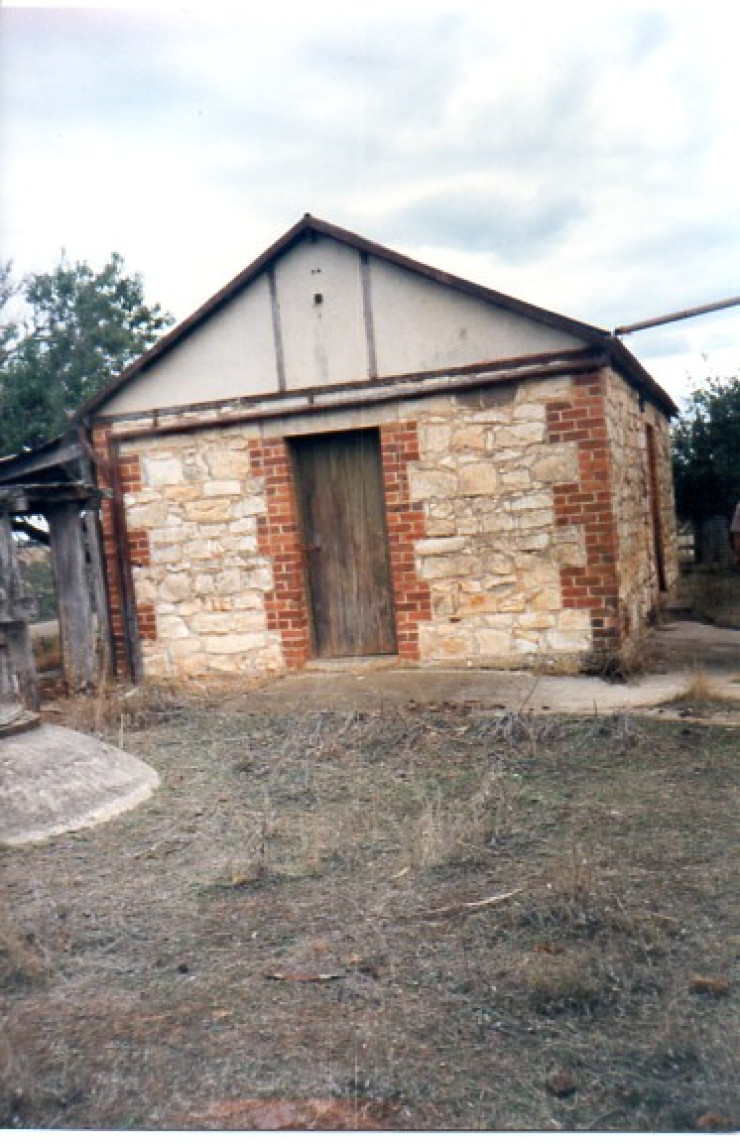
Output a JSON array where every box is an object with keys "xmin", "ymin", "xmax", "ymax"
[
  {"xmin": 92, "ymin": 429, "xmax": 127, "ymax": 670},
  {"xmin": 546, "ymin": 373, "xmax": 620, "ymax": 650},
  {"xmin": 380, "ymin": 422, "xmax": 432, "ymax": 661},
  {"xmin": 248, "ymin": 438, "xmax": 311, "ymax": 669}
]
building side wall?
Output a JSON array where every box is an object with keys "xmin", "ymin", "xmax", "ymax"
[
  {"xmin": 604, "ymin": 368, "xmax": 679, "ymax": 637},
  {"xmin": 93, "ymin": 368, "xmax": 631, "ymax": 679}
]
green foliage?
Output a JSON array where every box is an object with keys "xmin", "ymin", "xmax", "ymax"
[
  {"xmin": 672, "ymin": 375, "xmax": 740, "ymax": 524},
  {"xmin": 0, "ymin": 254, "xmax": 171, "ymax": 455}
]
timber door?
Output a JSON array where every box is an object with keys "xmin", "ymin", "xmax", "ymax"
[{"xmin": 290, "ymin": 429, "xmax": 397, "ymax": 658}]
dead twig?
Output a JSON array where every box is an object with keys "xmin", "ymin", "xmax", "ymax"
[
  {"xmin": 402, "ymin": 887, "xmax": 524, "ymax": 922},
  {"xmin": 264, "ymin": 970, "xmax": 347, "ymax": 983}
]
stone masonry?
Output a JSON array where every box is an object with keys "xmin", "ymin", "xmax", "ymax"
[{"xmin": 93, "ymin": 365, "xmax": 676, "ymax": 679}]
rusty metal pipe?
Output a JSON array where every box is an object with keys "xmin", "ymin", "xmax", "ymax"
[{"xmin": 614, "ymin": 295, "xmax": 740, "ymax": 336}]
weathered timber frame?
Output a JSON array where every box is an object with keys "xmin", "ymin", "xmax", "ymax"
[{"xmin": 0, "ymin": 431, "xmax": 114, "ymax": 694}]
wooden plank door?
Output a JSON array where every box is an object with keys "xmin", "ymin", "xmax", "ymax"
[{"xmin": 290, "ymin": 429, "xmax": 397, "ymax": 658}]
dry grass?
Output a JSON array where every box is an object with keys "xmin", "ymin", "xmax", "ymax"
[
  {"xmin": 2, "ymin": 692, "xmax": 738, "ymax": 1131},
  {"xmin": 678, "ymin": 670, "xmax": 720, "ymax": 704}
]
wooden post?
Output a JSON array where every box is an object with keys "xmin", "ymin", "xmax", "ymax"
[
  {"xmin": 47, "ymin": 501, "xmax": 97, "ymax": 691},
  {"xmin": 83, "ymin": 500, "xmax": 115, "ymax": 677},
  {"xmin": 78, "ymin": 446, "xmax": 115, "ymax": 676},
  {"xmin": 0, "ymin": 490, "xmax": 38, "ymax": 710}
]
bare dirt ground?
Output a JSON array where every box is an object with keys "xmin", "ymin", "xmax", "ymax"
[{"xmin": 2, "ymin": 679, "xmax": 738, "ymax": 1132}]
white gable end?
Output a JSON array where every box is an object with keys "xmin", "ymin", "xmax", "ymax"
[
  {"xmin": 369, "ymin": 257, "xmax": 584, "ymax": 377},
  {"xmin": 97, "ymin": 230, "xmax": 587, "ymax": 418}
]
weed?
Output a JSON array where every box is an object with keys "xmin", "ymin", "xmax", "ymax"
[
  {"xmin": 0, "ymin": 907, "xmax": 46, "ymax": 991},
  {"xmin": 677, "ymin": 670, "xmax": 718, "ymax": 705}
]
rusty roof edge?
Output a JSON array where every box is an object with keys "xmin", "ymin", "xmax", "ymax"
[
  {"xmin": 607, "ymin": 337, "xmax": 679, "ymax": 417},
  {"xmin": 302, "ymin": 215, "xmax": 609, "ymax": 342}
]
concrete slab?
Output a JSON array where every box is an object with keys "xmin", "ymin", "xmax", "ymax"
[{"xmin": 0, "ymin": 724, "xmax": 159, "ymax": 847}]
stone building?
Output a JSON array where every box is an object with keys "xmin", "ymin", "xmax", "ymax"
[{"xmin": 79, "ymin": 215, "xmax": 678, "ymax": 681}]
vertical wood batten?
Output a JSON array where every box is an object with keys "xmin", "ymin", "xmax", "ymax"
[
  {"xmin": 268, "ymin": 265, "xmax": 287, "ymax": 392},
  {"xmin": 360, "ymin": 252, "xmax": 378, "ymax": 380}
]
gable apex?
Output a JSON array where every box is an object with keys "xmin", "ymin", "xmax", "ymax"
[{"xmin": 79, "ymin": 215, "xmax": 677, "ymax": 418}]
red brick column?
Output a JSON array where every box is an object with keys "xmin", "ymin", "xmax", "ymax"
[
  {"xmin": 92, "ymin": 427, "xmax": 125, "ymax": 672},
  {"xmin": 249, "ymin": 438, "xmax": 311, "ymax": 670},
  {"xmin": 546, "ymin": 373, "xmax": 620, "ymax": 650},
  {"xmin": 380, "ymin": 422, "xmax": 432, "ymax": 661}
]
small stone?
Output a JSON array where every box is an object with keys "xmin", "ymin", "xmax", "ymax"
[
  {"xmin": 688, "ymin": 975, "xmax": 731, "ymax": 996},
  {"xmin": 545, "ymin": 1069, "xmax": 577, "ymax": 1098},
  {"xmin": 697, "ymin": 1111, "xmax": 732, "ymax": 1131}
]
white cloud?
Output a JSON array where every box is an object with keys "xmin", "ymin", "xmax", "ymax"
[{"xmin": 1, "ymin": 0, "xmax": 739, "ymax": 405}]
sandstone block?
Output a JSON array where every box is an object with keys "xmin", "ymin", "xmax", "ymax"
[
  {"xmin": 419, "ymin": 624, "xmax": 474, "ymax": 661},
  {"xmin": 203, "ymin": 448, "xmax": 252, "ymax": 481},
  {"xmin": 419, "ymin": 552, "xmax": 477, "ymax": 580},
  {"xmin": 203, "ymin": 632, "xmax": 270, "ymax": 654},
  {"xmin": 511, "ymin": 402, "xmax": 546, "ymax": 421},
  {"xmin": 157, "ymin": 614, "xmax": 191, "ymax": 639},
  {"xmin": 185, "ymin": 498, "xmax": 233, "ymax": 524},
  {"xmin": 190, "ymin": 612, "xmax": 264, "ymax": 635},
  {"xmin": 231, "ymin": 496, "xmax": 268, "ymax": 518},
  {"xmin": 528, "ymin": 585, "xmax": 562, "ymax": 610},
  {"xmin": 214, "ymin": 569, "xmax": 244, "ymax": 595},
  {"xmin": 451, "ymin": 424, "xmax": 487, "ymax": 451},
  {"xmin": 167, "ymin": 637, "xmax": 206, "ymax": 658},
  {"xmin": 143, "ymin": 455, "xmax": 184, "ymax": 487},
  {"xmin": 244, "ymin": 563, "xmax": 274, "ymax": 592},
  {"xmin": 125, "ymin": 501, "xmax": 168, "ymax": 530},
  {"xmin": 474, "ymin": 629, "xmax": 512, "ymax": 657},
  {"xmin": 415, "ymin": 536, "xmax": 468, "ymax": 556},
  {"xmin": 516, "ymin": 611, "xmax": 556, "ymax": 629},
  {"xmin": 545, "ymin": 629, "xmax": 591, "ymax": 652},
  {"xmin": 419, "ymin": 423, "xmax": 452, "ymax": 454},
  {"xmin": 160, "ymin": 572, "xmax": 191, "ymax": 602},
  {"xmin": 558, "ymin": 608, "xmax": 591, "ymax": 631},
  {"xmin": 458, "ymin": 462, "xmax": 498, "ymax": 496},
  {"xmin": 511, "ymin": 635, "xmax": 540, "ymax": 654},
  {"xmin": 152, "ymin": 525, "xmax": 191, "ymax": 545},
  {"xmin": 492, "ymin": 421, "xmax": 545, "ymax": 446},
  {"xmin": 531, "ymin": 448, "xmax": 579, "ymax": 485},
  {"xmin": 517, "ymin": 532, "xmax": 550, "ymax": 552},
  {"xmin": 203, "ymin": 480, "xmax": 242, "ymax": 497},
  {"xmin": 409, "ymin": 467, "xmax": 458, "ymax": 500},
  {"xmin": 500, "ymin": 468, "xmax": 531, "ymax": 489},
  {"xmin": 506, "ymin": 491, "xmax": 552, "ymax": 513},
  {"xmin": 520, "ymin": 375, "xmax": 573, "ymax": 401}
]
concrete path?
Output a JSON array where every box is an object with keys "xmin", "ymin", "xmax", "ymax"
[
  {"xmin": 0, "ymin": 723, "xmax": 159, "ymax": 847},
  {"xmin": 251, "ymin": 618, "xmax": 740, "ymax": 714}
]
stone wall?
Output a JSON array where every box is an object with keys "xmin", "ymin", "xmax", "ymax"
[
  {"xmin": 409, "ymin": 376, "xmax": 596, "ymax": 664},
  {"xmin": 93, "ymin": 364, "xmax": 676, "ymax": 679},
  {"xmin": 604, "ymin": 369, "xmax": 678, "ymax": 638},
  {"xmin": 116, "ymin": 427, "xmax": 284, "ymax": 678}
]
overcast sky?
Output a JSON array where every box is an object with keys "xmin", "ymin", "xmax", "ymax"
[{"xmin": 2, "ymin": 0, "xmax": 739, "ymax": 405}]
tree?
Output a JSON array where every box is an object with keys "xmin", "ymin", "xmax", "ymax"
[
  {"xmin": 672, "ymin": 374, "xmax": 740, "ymax": 528},
  {"xmin": 0, "ymin": 253, "xmax": 172, "ymax": 455}
]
